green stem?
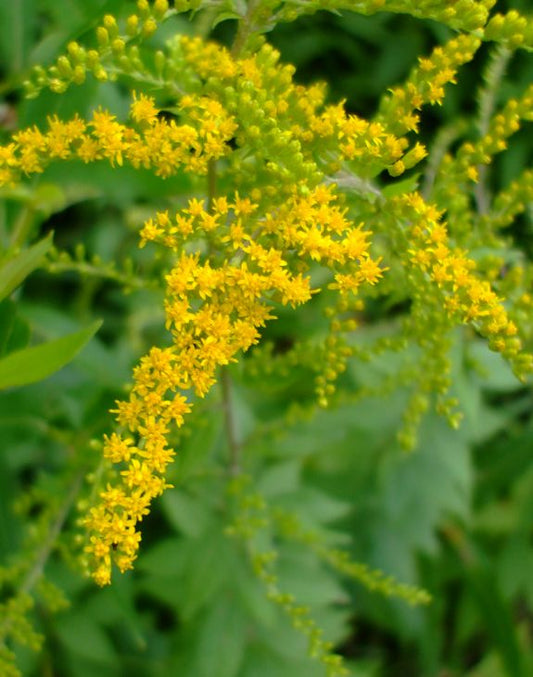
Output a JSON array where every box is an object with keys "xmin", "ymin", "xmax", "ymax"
[
  {"xmin": 45, "ymin": 258, "xmax": 155, "ymax": 290},
  {"xmin": 231, "ymin": 0, "xmax": 261, "ymax": 58},
  {"xmin": 21, "ymin": 472, "xmax": 84, "ymax": 595},
  {"xmin": 474, "ymin": 45, "xmax": 511, "ymax": 215},
  {"xmin": 207, "ymin": 158, "xmax": 217, "ymax": 213},
  {"xmin": 221, "ymin": 367, "xmax": 241, "ymax": 476},
  {"xmin": 421, "ymin": 119, "xmax": 467, "ymax": 199},
  {"xmin": 0, "ymin": 470, "xmax": 84, "ymax": 643}
]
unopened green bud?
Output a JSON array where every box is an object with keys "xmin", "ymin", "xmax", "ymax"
[
  {"xmin": 154, "ymin": 50, "xmax": 165, "ymax": 75},
  {"xmin": 87, "ymin": 50, "xmax": 100, "ymax": 67},
  {"xmin": 72, "ymin": 65, "xmax": 86, "ymax": 84},
  {"xmin": 50, "ymin": 79, "xmax": 67, "ymax": 93},
  {"xmin": 94, "ymin": 67, "xmax": 108, "ymax": 82},
  {"xmin": 153, "ymin": 0, "xmax": 169, "ymax": 19},
  {"xmin": 137, "ymin": 0, "xmax": 150, "ymax": 16},
  {"xmin": 67, "ymin": 41, "xmax": 82, "ymax": 60},
  {"xmin": 57, "ymin": 55, "xmax": 72, "ymax": 78},
  {"xmin": 96, "ymin": 26, "xmax": 109, "ymax": 47},
  {"xmin": 126, "ymin": 14, "xmax": 140, "ymax": 35},
  {"xmin": 103, "ymin": 14, "xmax": 118, "ymax": 33},
  {"xmin": 111, "ymin": 38, "xmax": 126, "ymax": 55},
  {"xmin": 142, "ymin": 18, "xmax": 157, "ymax": 37}
]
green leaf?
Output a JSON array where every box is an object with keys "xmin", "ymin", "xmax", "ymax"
[
  {"xmin": 212, "ymin": 11, "xmax": 244, "ymax": 29},
  {"xmin": 466, "ymin": 565, "xmax": 524, "ymax": 677},
  {"xmin": 0, "ymin": 299, "xmax": 30, "ymax": 357},
  {"xmin": 0, "ymin": 233, "xmax": 53, "ymax": 302},
  {"xmin": 240, "ymin": 642, "xmax": 325, "ymax": 677},
  {"xmin": 0, "ymin": 319, "xmax": 102, "ymax": 390},
  {"xmin": 0, "ymin": 0, "xmax": 37, "ymax": 74},
  {"xmin": 161, "ymin": 488, "xmax": 214, "ymax": 537},
  {"xmin": 178, "ymin": 529, "xmax": 235, "ymax": 619},
  {"xmin": 381, "ymin": 174, "xmax": 420, "ymax": 198},
  {"xmin": 257, "ymin": 460, "xmax": 301, "ymax": 497},
  {"xmin": 191, "ymin": 595, "xmax": 248, "ymax": 677},
  {"xmin": 55, "ymin": 612, "xmax": 117, "ymax": 665}
]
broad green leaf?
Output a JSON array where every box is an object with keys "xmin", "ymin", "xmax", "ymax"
[
  {"xmin": 161, "ymin": 488, "xmax": 214, "ymax": 537},
  {"xmin": 138, "ymin": 538, "xmax": 188, "ymax": 579},
  {"xmin": 0, "ymin": 233, "xmax": 53, "ymax": 302},
  {"xmin": 257, "ymin": 460, "xmax": 301, "ymax": 497},
  {"xmin": 0, "ymin": 0, "xmax": 37, "ymax": 74},
  {"xmin": 0, "ymin": 319, "xmax": 102, "ymax": 390},
  {"xmin": 240, "ymin": 643, "xmax": 325, "ymax": 677},
  {"xmin": 468, "ymin": 339, "xmax": 522, "ymax": 392},
  {"xmin": 191, "ymin": 595, "xmax": 248, "ymax": 677},
  {"xmin": 178, "ymin": 529, "xmax": 235, "ymax": 620},
  {"xmin": 55, "ymin": 612, "xmax": 117, "ymax": 665}
]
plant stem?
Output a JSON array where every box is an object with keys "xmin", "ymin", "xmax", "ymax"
[
  {"xmin": 221, "ymin": 367, "xmax": 241, "ymax": 476},
  {"xmin": 0, "ymin": 470, "xmax": 84, "ymax": 643},
  {"xmin": 207, "ymin": 158, "xmax": 217, "ymax": 213},
  {"xmin": 231, "ymin": 0, "xmax": 261, "ymax": 58},
  {"xmin": 474, "ymin": 45, "xmax": 511, "ymax": 215},
  {"xmin": 21, "ymin": 472, "xmax": 84, "ymax": 595}
]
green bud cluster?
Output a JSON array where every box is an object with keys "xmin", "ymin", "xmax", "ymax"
[
  {"xmin": 484, "ymin": 9, "xmax": 533, "ymax": 50},
  {"xmin": 23, "ymin": 0, "xmax": 179, "ymax": 99}
]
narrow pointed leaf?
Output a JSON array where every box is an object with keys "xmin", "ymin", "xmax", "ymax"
[
  {"xmin": 0, "ymin": 233, "xmax": 53, "ymax": 302},
  {"xmin": 0, "ymin": 319, "xmax": 102, "ymax": 390}
]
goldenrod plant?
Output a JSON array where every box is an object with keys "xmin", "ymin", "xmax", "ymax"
[{"xmin": 1, "ymin": 0, "xmax": 533, "ymax": 675}]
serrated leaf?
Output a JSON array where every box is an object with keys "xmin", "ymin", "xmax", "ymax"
[
  {"xmin": 161, "ymin": 489, "xmax": 214, "ymax": 537},
  {"xmin": 138, "ymin": 538, "xmax": 187, "ymax": 578},
  {"xmin": 55, "ymin": 612, "xmax": 117, "ymax": 665},
  {"xmin": 240, "ymin": 642, "xmax": 325, "ymax": 677},
  {"xmin": 257, "ymin": 460, "xmax": 301, "ymax": 497},
  {"xmin": 0, "ymin": 233, "xmax": 53, "ymax": 302},
  {"xmin": 179, "ymin": 529, "xmax": 235, "ymax": 619},
  {"xmin": 0, "ymin": 319, "xmax": 102, "ymax": 390},
  {"xmin": 191, "ymin": 595, "xmax": 248, "ymax": 677}
]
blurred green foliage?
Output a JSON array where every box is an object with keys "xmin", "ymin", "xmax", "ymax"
[{"xmin": 1, "ymin": 1, "xmax": 533, "ymax": 676}]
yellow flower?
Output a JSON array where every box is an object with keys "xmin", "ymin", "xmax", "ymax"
[{"xmin": 130, "ymin": 91, "xmax": 159, "ymax": 125}]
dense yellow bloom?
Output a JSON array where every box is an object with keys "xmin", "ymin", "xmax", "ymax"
[
  {"xmin": 2, "ymin": 20, "xmax": 532, "ymax": 588},
  {"xmin": 0, "ymin": 91, "xmax": 236, "ymax": 186},
  {"xmin": 83, "ymin": 178, "xmax": 388, "ymax": 583},
  {"xmin": 397, "ymin": 192, "xmax": 528, "ymax": 373}
]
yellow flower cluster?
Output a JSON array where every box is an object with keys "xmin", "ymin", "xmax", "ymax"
[
  {"xmin": 487, "ymin": 168, "xmax": 533, "ymax": 230},
  {"xmin": 84, "ymin": 183, "xmax": 384, "ymax": 584},
  {"xmin": 84, "ymin": 347, "xmax": 190, "ymax": 586},
  {"xmin": 178, "ymin": 36, "xmax": 413, "ymax": 180},
  {"xmin": 0, "ymin": 93, "xmax": 235, "ymax": 185},
  {"xmin": 449, "ymin": 84, "xmax": 533, "ymax": 185},
  {"xmin": 399, "ymin": 192, "xmax": 532, "ymax": 378},
  {"xmin": 431, "ymin": 82, "xmax": 533, "ymax": 241},
  {"xmin": 378, "ymin": 34, "xmax": 481, "ymax": 136},
  {"xmin": 4, "ymin": 3, "xmax": 533, "ymax": 584}
]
